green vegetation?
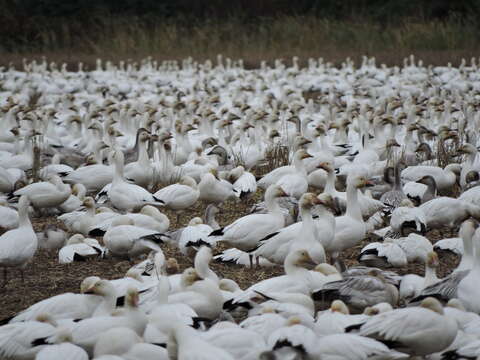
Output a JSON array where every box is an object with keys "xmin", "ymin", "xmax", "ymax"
[{"xmin": 1, "ymin": 0, "xmax": 479, "ymax": 68}]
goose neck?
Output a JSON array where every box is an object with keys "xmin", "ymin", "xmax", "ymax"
[
  {"xmin": 346, "ymin": 183, "xmax": 362, "ymax": 222},
  {"xmin": 18, "ymin": 200, "xmax": 32, "ymax": 228},
  {"xmin": 293, "ymin": 155, "xmax": 306, "ymax": 175},
  {"xmin": 324, "ymin": 171, "xmax": 336, "ymax": 194}
]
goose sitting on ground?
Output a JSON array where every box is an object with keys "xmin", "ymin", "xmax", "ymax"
[
  {"xmin": 257, "ymin": 149, "xmax": 312, "ymax": 190},
  {"xmin": 103, "ymin": 216, "xmax": 167, "ymax": 260},
  {"xmin": 312, "ymin": 269, "xmax": 399, "ymax": 313},
  {"xmin": 419, "ymin": 195, "xmax": 480, "ymax": 230},
  {"xmin": 355, "ymin": 297, "xmax": 457, "ymax": 357},
  {"xmin": 9, "ymin": 277, "xmax": 114, "ymax": 322},
  {"xmin": 198, "ymin": 169, "xmax": 237, "ymax": 205},
  {"xmin": 11, "ymin": 174, "xmax": 71, "ymax": 213},
  {"xmin": 177, "ymin": 217, "xmax": 215, "ymax": 257},
  {"xmin": 403, "ymin": 175, "xmax": 437, "ymax": 206},
  {"xmin": 153, "ymin": 175, "xmax": 200, "ymax": 223},
  {"xmin": 37, "ymin": 224, "xmax": 67, "ymax": 250},
  {"xmin": 401, "ymin": 163, "xmax": 461, "ymax": 193},
  {"xmin": 390, "ymin": 199, "xmax": 427, "ymax": 236},
  {"xmin": 58, "ymin": 234, "xmax": 104, "ymax": 264},
  {"xmin": 209, "ymin": 185, "xmax": 288, "ymax": 266},
  {"xmin": 0, "ymin": 195, "xmax": 37, "ymax": 286},
  {"xmin": 399, "ymin": 251, "xmax": 440, "ymax": 303},
  {"xmin": 229, "ymin": 165, "xmax": 257, "ymax": 199},
  {"xmin": 253, "ymin": 193, "xmax": 335, "ymax": 265}
]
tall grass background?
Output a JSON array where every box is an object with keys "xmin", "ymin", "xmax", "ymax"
[{"xmin": 1, "ymin": 0, "xmax": 479, "ymax": 68}]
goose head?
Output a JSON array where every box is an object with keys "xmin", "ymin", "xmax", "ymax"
[
  {"xmin": 292, "ymin": 135, "xmax": 312, "ymax": 150},
  {"xmin": 317, "ymin": 161, "xmax": 334, "ymax": 173},
  {"xmin": 219, "ymin": 278, "xmax": 241, "ymax": 293},
  {"xmin": 385, "ymin": 138, "xmax": 400, "ymax": 149},
  {"xmin": 82, "ymin": 197, "xmax": 96, "ymax": 210},
  {"xmin": 288, "ymin": 249, "xmax": 317, "ymax": 269},
  {"xmin": 125, "ymin": 268, "xmax": 143, "ymax": 282},
  {"xmin": 178, "ymin": 175, "xmax": 197, "ymax": 189},
  {"xmin": 294, "ymin": 149, "xmax": 313, "ymax": 161},
  {"xmin": 446, "ymin": 298, "xmax": 466, "ymax": 311},
  {"xmin": 299, "ymin": 193, "xmax": 322, "ymax": 209},
  {"xmin": 83, "ymin": 279, "xmax": 116, "ymax": 297},
  {"xmin": 125, "ymin": 287, "xmax": 140, "ymax": 308},
  {"xmin": 228, "ymin": 166, "xmax": 245, "ymax": 183},
  {"xmin": 137, "ymin": 128, "xmax": 151, "ymax": 143},
  {"xmin": 67, "ymin": 234, "xmax": 85, "ymax": 245},
  {"xmin": 348, "ymin": 175, "xmax": 374, "ymax": 189},
  {"xmin": 420, "ymin": 297, "xmax": 444, "ymax": 315},
  {"xmin": 188, "ymin": 217, "xmax": 204, "ymax": 226},
  {"xmin": 416, "ymin": 175, "xmax": 437, "ymax": 191},
  {"xmin": 139, "ymin": 205, "xmax": 163, "ymax": 219},
  {"xmin": 316, "ymin": 193, "xmax": 337, "ymax": 212},
  {"xmin": 35, "ymin": 313, "xmax": 58, "ymax": 326},
  {"xmin": 457, "ymin": 143, "xmax": 477, "ymax": 156},
  {"xmin": 466, "ymin": 170, "xmax": 479, "ymax": 185},
  {"xmin": 330, "ymin": 300, "xmax": 349, "ymax": 314},
  {"xmin": 180, "ymin": 267, "xmax": 201, "ymax": 287},
  {"xmin": 264, "ymin": 184, "xmax": 288, "ymax": 200},
  {"xmin": 166, "ymin": 258, "xmax": 179, "ymax": 275}
]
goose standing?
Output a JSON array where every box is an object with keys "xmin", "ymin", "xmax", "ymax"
[
  {"xmin": 0, "ymin": 195, "xmax": 37, "ymax": 286},
  {"xmin": 209, "ymin": 185, "xmax": 287, "ymax": 266},
  {"xmin": 458, "ymin": 226, "xmax": 480, "ymax": 313}
]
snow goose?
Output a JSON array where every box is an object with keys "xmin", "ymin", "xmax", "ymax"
[
  {"xmin": 0, "ymin": 314, "xmax": 58, "ymax": 360},
  {"xmin": 399, "ymin": 251, "xmax": 440, "ymax": 303},
  {"xmin": 458, "ymin": 226, "xmax": 480, "ymax": 313},
  {"xmin": 390, "ymin": 198, "xmax": 427, "ymax": 236},
  {"xmin": 59, "ymin": 183, "xmax": 87, "ymax": 213},
  {"xmin": 58, "ymin": 234, "xmax": 104, "ymax": 264},
  {"xmin": 253, "ymin": 192, "xmax": 335, "ymax": 264},
  {"xmin": 201, "ymin": 322, "xmax": 268, "ymax": 360},
  {"xmin": 108, "ymin": 150, "xmax": 164, "ymax": 212},
  {"xmin": 257, "ymin": 149, "xmax": 311, "ymax": 190},
  {"xmin": 198, "ymin": 169, "xmax": 237, "ymax": 205},
  {"xmin": 457, "ymin": 143, "xmax": 480, "ymax": 189},
  {"xmin": 153, "ymin": 175, "xmax": 199, "ymax": 223},
  {"xmin": 126, "ymin": 205, "xmax": 170, "ymax": 232},
  {"xmin": 168, "ymin": 323, "xmax": 235, "ymax": 360},
  {"xmin": 420, "ymin": 196, "xmax": 480, "ymax": 230},
  {"xmin": 312, "ymin": 269, "xmax": 399, "ymax": 313},
  {"xmin": 0, "ymin": 195, "xmax": 37, "ymax": 286},
  {"xmin": 36, "ymin": 341, "xmax": 88, "ymax": 360},
  {"xmin": 235, "ymin": 250, "xmax": 318, "ymax": 301},
  {"xmin": 311, "ymin": 333, "xmax": 408, "ymax": 360},
  {"xmin": 358, "ymin": 239, "xmax": 408, "ymax": 268},
  {"xmin": 122, "ymin": 343, "xmax": 168, "ymax": 360},
  {"xmin": 93, "ymin": 327, "xmax": 142, "ymax": 358},
  {"xmin": 168, "ymin": 268, "xmax": 224, "ymax": 320},
  {"xmin": 209, "ymin": 184, "xmax": 287, "ymax": 266},
  {"xmin": 0, "ymin": 200, "xmax": 19, "ymax": 230},
  {"xmin": 404, "ymin": 175, "xmax": 437, "ymax": 206},
  {"xmin": 357, "ymin": 297, "xmax": 458, "ymax": 356},
  {"xmin": 326, "ymin": 174, "xmax": 372, "ymax": 256},
  {"xmin": 124, "ymin": 128, "xmax": 153, "ymax": 188},
  {"xmin": 401, "ymin": 163, "xmax": 461, "ymax": 192},
  {"xmin": 228, "ymin": 165, "xmax": 257, "ymax": 199},
  {"xmin": 177, "ymin": 219, "xmax": 215, "ymax": 257},
  {"xmin": 315, "ymin": 300, "xmax": 368, "ymax": 336},
  {"xmin": 36, "ymin": 340, "xmax": 88, "ymax": 360},
  {"xmin": 71, "ymin": 287, "xmax": 146, "ymax": 355},
  {"xmin": 37, "ymin": 224, "xmax": 66, "ymax": 250},
  {"xmin": 380, "ymin": 160, "xmax": 406, "ymax": 209},
  {"xmin": 8, "ymin": 277, "xmax": 108, "ymax": 323},
  {"xmin": 12, "ymin": 174, "xmax": 71, "ymax": 212},
  {"xmin": 103, "ymin": 216, "xmax": 166, "ymax": 260}
]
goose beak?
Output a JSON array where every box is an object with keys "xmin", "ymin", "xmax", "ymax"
[
  {"xmin": 364, "ymin": 179, "xmax": 375, "ymax": 187},
  {"xmin": 301, "ymin": 152, "xmax": 313, "ymax": 160},
  {"xmin": 277, "ymin": 187, "xmax": 288, "ymax": 197}
]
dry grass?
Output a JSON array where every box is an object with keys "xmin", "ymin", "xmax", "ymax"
[{"xmin": 1, "ymin": 16, "xmax": 479, "ymax": 69}]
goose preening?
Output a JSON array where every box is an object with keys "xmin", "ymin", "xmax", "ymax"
[{"xmin": 4, "ymin": 56, "xmax": 480, "ymax": 358}]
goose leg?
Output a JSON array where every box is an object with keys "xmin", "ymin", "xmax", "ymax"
[{"xmin": 249, "ymin": 254, "xmax": 254, "ymax": 268}]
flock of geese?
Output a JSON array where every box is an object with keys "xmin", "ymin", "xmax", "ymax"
[{"xmin": 1, "ymin": 55, "xmax": 480, "ymax": 359}]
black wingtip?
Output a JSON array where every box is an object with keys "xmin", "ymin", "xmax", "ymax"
[
  {"xmin": 88, "ymin": 228, "xmax": 106, "ymax": 237},
  {"xmin": 185, "ymin": 239, "xmax": 212, "ymax": 248},
  {"xmin": 209, "ymin": 228, "xmax": 224, "ymax": 237},
  {"xmin": 344, "ymin": 323, "xmax": 363, "ymax": 333}
]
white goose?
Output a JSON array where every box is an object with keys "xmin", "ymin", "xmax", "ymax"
[
  {"xmin": 358, "ymin": 297, "xmax": 458, "ymax": 357},
  {"xmin": 401, "ymin": 163, "xmax": 461, "ymax": 192},
  {"xmin": 198, "ymin": 169, "xmax": 237, "ymax": 205},
  {"xmin": 458, "ymin": 226, "xmax": 480, "ymax": 313},
  {"xmin": 0, "ymin": 195, "xmax": 37, "ymax": 286},
  {"xmin": 326, "ymin": 175, "xmax": 372, "ymax": 256},
  {"xmin": 258, "ymin": 149, "xmax": 312, "ymax": 190},
  {"xmin": 124, "ymin": 128, "xmax": 153, "ymax": 188},
  {"xmin": 107, "ymin": 150, "xmax": 164, "ymax": 212},
  {"xmin": 103, "ymin": 216, "xmax": 165, "ymax": 259},
  {"xmin": 229, "ymin": 165, "xmax": 257, "ymax": 199},
  {"xmin": 254, "ymin": 193, "xmax": 335, "ymax": 264},
  {"xmin": 209, "ymin": 184, "xmax": 287, "ymax": 266},
  {"xmin": 12, "ymin": 175, "xmax": 71, "ymax": 212},
  {"xmin": 58, "ymin": 234, "xmax": 104, "ymax": 264}
]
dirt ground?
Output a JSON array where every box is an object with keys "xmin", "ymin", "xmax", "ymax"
[{"xmin": 0, "ymin": 190, "xmax": 461, "ymax": 321}]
